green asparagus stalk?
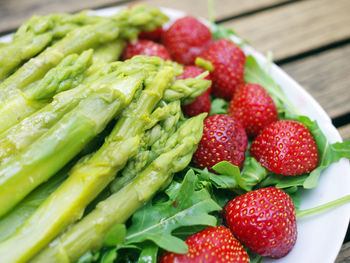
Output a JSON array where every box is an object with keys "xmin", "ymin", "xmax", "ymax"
[
  {"xmin": 111, "ymin": 100, "xmax": 182, "ymax": 193},
  {"xmin": 163, "ymin": 71, "xmax": 211, "ymax": 105},
  {"xmin": 25, "ymin": 49, "xmax": 93, "ymax": 100},
  {"xmin": 109, "ymin": 68, "xmax": 210, "ymax": 192},
  {"xmin": 0, "ymin": 65, "xmax": 176, "ymax": 263},
  {"xmin": 0, "ymin": 49, "xmax": 93, "ymax": 134},
  {"xmin": 0, "ymin": 62, "xmax": 148, "ymax": 219},
  {"xmin": 0, "ymin": 56, "xmax": 163, "ymax": 165},
  {"xmin": 0, "ymin": 33, "xmax": 53, "ymax": 81},
  {"xmin": 31, "ymin": 114, "xmax": 206, "ymax": 263},
  {"xmin": 0, "ymin": 11, "xmax": 104, "ymax": 81},
  {"xmin": 0, "ymin": 157, "xmax": 80, "ymax": 242},
  {"xmin": 87, "ymin": 39, "xmax": 125, "ymax": 76},
  {"xmin": 0, "ymin": 5, "xmax": 168, "ymax": 103},
  {"xmin": 13, "ymin": 11, "xmax": 102, "ymax": 40}
]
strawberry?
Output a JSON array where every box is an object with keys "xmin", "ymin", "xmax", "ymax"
[
  {"xmin": 139, "ymin": 26, "xmax": 163, "ymax": 42},
  {"xmin": 162, "ymin": 16, "xmax": 212, "ymax": 65},
  {"xmin": 192, "ymin": 114, "xmax": 248, "ymax": 170},
  {"xmin": 200, "ymin": 39, "xmax": 246, "ymax": 100},
  {"xmin": 122, "ymin": 40, "xmax": 170, "ymax": 60},
  {"xmin": 224, "ymin": 187, "xmax": 297, "ymax": 258},
  {"xmin": 228, "ymin": 83, "xmax": 278, "ymax": 138},
  {"xmin": 250, "ymin": 120, "xmax": 319, "ymax": 175},
  {"xmin": 159, "ymin": 226, "xmax": 250, "ymax": 263},
  {"xmin": 177, "ymin": 65, "xmax": 212, "ymax": 117},
  {"xmin": 176, "ymin": 65, "xmax": 212, "ymax": 84},
  {"xmin": 182, "ymin": 92, "xmax": 211, "ymax": 117}
]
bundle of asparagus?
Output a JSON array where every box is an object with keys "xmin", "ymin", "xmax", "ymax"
[{"xmin": 0, "ymin": 5, "xmax": 211, "ymax": 263}]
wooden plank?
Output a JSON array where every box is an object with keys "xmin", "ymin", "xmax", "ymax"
[
  {"xmin": 222, "ymin": 0, "xmax": 350, "ymax": 61},
  {"xmin": 338, "ymin": 124, "xmax": 350, "ymax": 141},
  {"xmin": 280, "ymin": 44, "xmax": 350, "ymax": 120},
  {"xmin": 0, "ymin": 0, "xmax": 132, "ymax": 34},
  {"xmin": 0, "ymin": 0, "xmax": 289, "ymax": 34},
  {"xmin": 335, "ymin": 242, "xmax": 350, "ymax": 263},
  {"xmin": 136, "ymin": 0, "xmax": 288, "ymax": 21}
]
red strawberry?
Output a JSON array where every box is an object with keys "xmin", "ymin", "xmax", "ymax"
[
  {"xmin": 159, "ymin": 226, "xmax": 250, "ymax": 263},
  {"xmin": 176, "ymin": 65, "xmax": 212, "ymax": 83},
  {"xmin": 177, "ymin": 65, "xmax": 212, "ymax": 117},
  {"xmin": 139, "ymin": 26, "xmax": 163, "ymax": 42},
  {"xmin": 162, "ymin": 16, "xmax": 212, "ymax": 65},
  {"xmin": 224, "ymin": 187, "xmax": 297, "ymax": 258},
  {"xmin": 228, "ymin": 83, "xmax": 278, "ymax": 138},
  {"xmin": 192, "ymin": 114, "xmax": 248, "ymax": 170},
  {"xmin": 122, "ymin": 40, "xmax": 170, "ymax": 60},
  {"xmin": 182, "ymin": 92, "xmax": 211, "ymax": 117},
  {"xmin": 250, "ymin": 120, "xmax": 319, "ymax": 175},
  {"xmin": 200, "ymin": 39, "xmax": 246, "ymax": 100}
]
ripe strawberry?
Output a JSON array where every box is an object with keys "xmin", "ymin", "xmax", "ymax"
[
  {"xmin": 176, "ymin": 65, "xmax": 212, "ymax": 84},
  {"xmin": 177, "ymin": 65, "xmax": 212, "ymax": 117},
  {"xmin": 162, "ymin": 16, "xmax": 212, "ymax": 65},
  {"xmin": 228, "ymin": 83, "xmax": 278, "ymax": 138},
  {"xmin": 159, "ymin": 226, "xmax": 250, "ymax": 263},
  {"xmin": 224, "ymin": 187, "xmax": 297, "ymax": 258},
  {"xmin": 182, "ymin": 92, "xmax": 211, "ymax": 117},
  {"xmin": 139, "ymin": 26, "xmax": 163, "ymax": 41},
  {"xmin": 122, "ymin": 40, "xmax": 170, "ymax": 60},
  {"xmin": 192, "ymin": 114, "xmax": 248, "ymax": 170},
  {"xmin": 250, "ymin": 120, "xmax": 319, "ymax": 175},
  {"xmin": 200, "ymin": 39, "xmax": 246, "ymax": 100}
]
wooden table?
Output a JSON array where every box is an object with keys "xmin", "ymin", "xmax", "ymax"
[{"xmin": 1, "ymin": 0, "xmax": 349, "ymax": 261}]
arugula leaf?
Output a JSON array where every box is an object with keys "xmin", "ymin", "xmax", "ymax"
[
  {"xmin": 210, "ymin": 23, "xmax": 248, "ymax": 46},
  {"xmin": 100, "ymin": 248, "xmax": 117, "ymax": 263},
  {"xmin": 171, "ymin": 225, "xmax": 208, "ymax": 240},
  {"xmin": 194, "ymin": 167, "xmax": 238, "ymax": 189},
  {"xmin": 125, "ymin": 170, "xmax": 221, "ymax": 254},
  {"xmin": 259, "ymin": 173, "xmax": 308, "ymax": 189},
  {"xmin": 137, "ymin": 243, "xmax": 158, "ymax": 263},
  {"xmin": 241, "ymin": 157, "xmax": 268, "ymax": 190},
  {"xmin": 298, "ymin": 115, "xmax": 350, "ymax": 188},
  {"xmin": 104, "ymin": 224, "xmax": 126, "ymax": 247},
  {"xmin": 209, "ymin": 97, "xmax": 228, "ymax": 115},
  {"xmin": 244, "ymin": 55, "xmax": 298, "ymax": 119},
  {"xmin": 202, "ymin": 160, "xmax": 268, "ymax": 193},
  {"xmin": 77, "ymin": 251, "xmax": 100, "ymax": 263}
]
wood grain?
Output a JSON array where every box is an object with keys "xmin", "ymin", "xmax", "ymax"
[
  {"xmin": 0, "ymin": 0, "xmax": 290, "ymax": 34},
  {"xmin": 136, "ymin": 0, "xmax": 288, "ymax": 21},
  {"xmin": 338, "ymin": 124, "xmax": 350, "ymax": 141},
  {"xmin": 0, "ymin": 0, "xmax": 132, "ymax": 34},
  {"xmin": 222, "ymin": 0, "xmax": 350, "ymax": 61},
  {"xmin": 281, "ymin": 44, "xmax": 350, "ymax": 120},
  {"xmin": 336, "ymin": 242, "xmax": 350, "ymax": 263}
]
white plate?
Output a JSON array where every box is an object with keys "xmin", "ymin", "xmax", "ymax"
[{"xmin": 1, "ymin": 6, "xmax": 350, "ymax": 263}]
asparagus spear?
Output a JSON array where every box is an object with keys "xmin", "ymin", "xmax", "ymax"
[
  {"xmin": 0, "ymin": 11, "xmax": 104, "ymax": 81},
  {"xmin": 87, "ymin": 39, "xmax": 125, "ymax": 76},
  {"xmin": 0, "ymin": 33, "xmax": 53, "ymax": 81},
  {"xmin": 0, "ymin": 158, "xmax": 79, "ymax": 243},
  {"xmin": 0, "ymin": 65, "xmax": 176, "ymax": 263},
  {"xmin": 0, "ymin": 60, "xmax": 149, "ymax": 218},
  {"xmin": 31, "ymin": 114, "xmax": 206, "ymax": 263},
  {"xmin": 163, "ymin": 71, "xmax": 211, "ymax": 105},
  {"xmin": 0, "ymin": 5, "xmax": 168, "ymax": 103},
  {"xmin": 0, "ymin": 56, "xmax": 162, "ymax": 165},
  {"xmin": 0, "ymin": 49, "xmax": 93, "ymax": 134},
  {"xmin": 13, "ymin": 11, "xmax": 102, "ymax": 40},
  {"xmin": 111, "ymin": 100, "xmax": 182, "ymax": 193}
]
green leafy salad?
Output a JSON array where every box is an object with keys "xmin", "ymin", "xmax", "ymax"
[{"xmin": 0, "ymin": 5, "xmax": 349, "ymax": 263}]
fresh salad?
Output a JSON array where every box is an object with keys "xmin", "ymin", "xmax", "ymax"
[{"xmin": 0, "ymin": 4, "xmax": 349, "ymax": 263}]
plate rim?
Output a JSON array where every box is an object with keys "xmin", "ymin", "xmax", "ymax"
[{"xmin": 1, "ymin": 5, "xmax": 350, "ymax": 262}]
